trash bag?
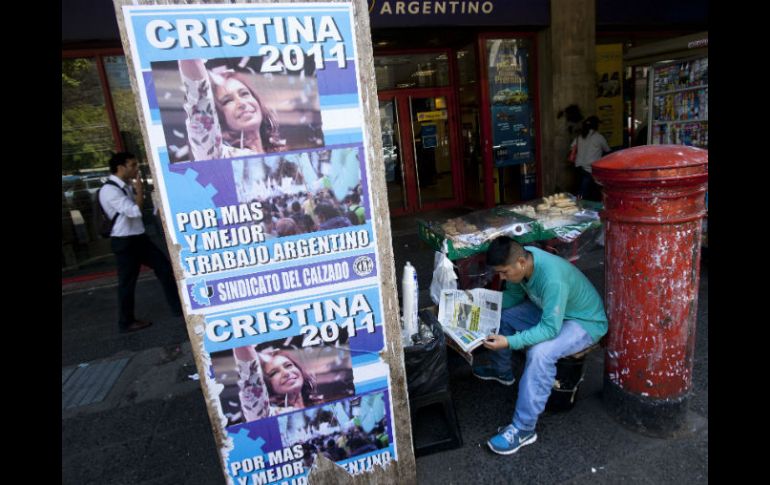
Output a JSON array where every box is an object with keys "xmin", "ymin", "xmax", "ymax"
[
  {"xmin": 430, "ymin": 242, "xmax": 457, "ymax": 305},
  {"xmin": 404, "ymin": 310, "xmax": 450, "ymax": 398}
]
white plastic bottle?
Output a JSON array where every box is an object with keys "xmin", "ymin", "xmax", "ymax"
[{"xmin": 402, "ymin": 261, "xmax": 419, "ymax": 344}]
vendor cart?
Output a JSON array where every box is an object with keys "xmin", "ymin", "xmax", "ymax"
[{"xmin": 418, "ymin": 193, "xmax": 603, "ymax": 289}]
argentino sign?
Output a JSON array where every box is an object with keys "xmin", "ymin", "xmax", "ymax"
[
  {"xmin": 368, "ymin": 0, "xmax": 549, "ymax": 27},
  {"xmin": 113, "ymin": 1, "xmax": 415, "ymax": 483}
]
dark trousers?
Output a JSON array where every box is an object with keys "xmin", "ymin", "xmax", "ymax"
[
  {"xmin": 578, "ymin": 168, "xmax": 601, "ymax": 201},
  {"xmin": 111, "ymin": 234, "xmax": 182, "ymax": 328}
]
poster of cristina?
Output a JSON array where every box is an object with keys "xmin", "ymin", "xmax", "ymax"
[
  {"xmin": 151, "ymin": 55, "xmax": 325, "ymax": 163},
  {"xmin": 119, "ymin": 3, "xmax": 399, "ymax": 484}
]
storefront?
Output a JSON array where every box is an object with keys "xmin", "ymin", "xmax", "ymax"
[
  {"xmin": 623, "ymin": 32, "xmax": 708, "ymax": 149},
  {"xmin": 368, "ymin": 1, "xmax": 550, "ymax": 213},
  {"xmin": 61, "ymin": 0, "xmax": 707, "ymax": 275},
  {"xmin": 372, "ymin": 34, "xmax": 541, "ymax": 215}
]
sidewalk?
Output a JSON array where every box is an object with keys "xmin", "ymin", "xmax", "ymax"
[{"xmin": 61, "ymin": 213, "xmax": 708, "ymax": 484}]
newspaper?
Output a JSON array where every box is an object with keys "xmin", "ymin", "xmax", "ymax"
[{"xmin": 437, "ymin": 288, "xmax": 503, "ymax": 353}]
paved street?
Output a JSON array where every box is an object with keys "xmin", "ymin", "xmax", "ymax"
[{"xmin": 62, "ymin": 212, "xmax": 708, "ymax": 484}]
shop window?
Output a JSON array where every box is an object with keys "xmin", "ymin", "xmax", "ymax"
[
  {"xmin": 374, "ymin": 53, "xmax": 450, "ymax": 90},
  {"xmin": 62, "ymin": 53, "xmax": 155, "ymax": 274},
  {"xmin": 62, "ymin": 58, "xmax": 113, "ymax": 174},
  {"xmin": 104, "ymin": 56, "xmax": 147, "ymax": 164}
]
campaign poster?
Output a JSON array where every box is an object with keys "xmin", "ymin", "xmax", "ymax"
[
  {"xmin": 596, "ymin": 43, "xmax": 624, "ymax": 148},
  {"xmin": 119, "ymin": 3, "xmax": 398, "ymax": 484},
  {"xmin": 487, "ymin": 40, "xmax": 532, "ymax": 167}
]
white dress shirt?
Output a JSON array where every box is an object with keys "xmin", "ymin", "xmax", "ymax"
[
  {"xmin": 98, "ymin": 174, "xmax": 145, "ymax": 237},
  {"xmin": 573, "ymin": 130, "xmax": 611, "ymax": 173}
]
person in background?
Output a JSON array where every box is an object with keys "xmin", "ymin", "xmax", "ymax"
[
  {"xmin": 275, "ymin": 217, "xmax": 300, "ymax": 237},
  {"xmin": 98, "ymin": 152, "xmax": 183, "ymax": 333},
  {"xmin": 290, "ymin": 200, "xmax": 317, "ymax": 234},
  {"xmin": 345, "ymin": 191, "xmax": 366, "ymax": 225},
  {"xmin": 323, "ymin": 438, "xmax": 347, "ymax": 462},
  {"xmin": 571, "ymin": 115, "xmax": 610, "ymax": 200},
  {"xmin": 472, "ymin": 236, "xmax": 607, "ymax": 455},
  {"xmin": 315, "ymin": 204, "xmax": 352, "ymax": 231}
]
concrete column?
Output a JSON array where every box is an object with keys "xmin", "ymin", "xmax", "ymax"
[{"xmin": 539, "ymin": 0, "xmax": 596, "ymax": 196}]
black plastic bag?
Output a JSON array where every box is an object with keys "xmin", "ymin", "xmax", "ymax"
[
  {"xmin": 545, "ymin": 355, "xmax": 588, "ymax": 412},
  {"xmin": 403, "ymin": 310, "xmax": 450, "ymax": 398}
]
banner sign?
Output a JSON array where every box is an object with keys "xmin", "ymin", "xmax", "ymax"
[
  {"xmin": 596, "ymin": 43, "xmax": 624, "ymax": 148},
  {"xmin": 119, "ymin": 2, "xmax": 401, "ymax": 483},
  {"xmin": 487, "ymin": 40, "xmax": 532, "ymax": 167}
]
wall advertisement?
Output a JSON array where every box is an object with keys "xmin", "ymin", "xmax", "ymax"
[
  {"xmin": 119, "ymin": 3, "xmax": 398, "ymax": 484},
  {"xmin": 595, "ymin": 43, "xmax": 624, "ymax": 148},
  {"xmin": 487, "ymin": 40, "xmax": 532, "ymax": 167}
]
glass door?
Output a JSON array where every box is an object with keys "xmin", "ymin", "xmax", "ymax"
[
  {"xmin": 378, "ymin": 89, "xmax": 460, "ymax": 215},
  {"xmin": 409, "ymin": 94, "xmax": 456, "ymax": 207},
  {"xmin": 379, "ymin": 98, "xmax": 409, "ymax": 214}
]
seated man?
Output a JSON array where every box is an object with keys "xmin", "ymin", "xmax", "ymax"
[{"xmin": 474, "ymin": 236, "xmax": 607, "ymax": 455}]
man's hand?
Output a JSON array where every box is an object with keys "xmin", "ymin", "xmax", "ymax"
[
  {"xmin": 132, "ymin": 170, "xmax": 144, "ymax": 208},
  {"xmin": 482, "ymin": 334, "xmax": 509, "ymax": 351},
  {"xmin": 132, "ymin": 172, "xmax": 144, "ymax": 196}
]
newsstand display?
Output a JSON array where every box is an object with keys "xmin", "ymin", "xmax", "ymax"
[
  {"xmin": 417, "ymin": 193, "xmax": 604, "ymax": 415},
  {"xmin": 418, "ymin": 193, "xmax": 603, "ymax": 289},
  {"xmin": 649, "ymin": 56, "xmax": 708, "ymax": 148}
]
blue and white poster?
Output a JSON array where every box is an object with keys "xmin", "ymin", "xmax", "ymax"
[
  {"xmin": 120, "ymin": 3, "xmax": 397, "ymax": 484},
  {"xmin": 487, "ymin": 41, "xmax": 532, "ymax": 167}
]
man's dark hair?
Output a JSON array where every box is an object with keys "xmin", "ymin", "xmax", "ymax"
[
  {"xmin": 486, "ymin": 236, "xmax": 526, "ymax": 266},
  {"xmin": 108, "ymin": 152, "xmax": 136, "ymax": 174}
]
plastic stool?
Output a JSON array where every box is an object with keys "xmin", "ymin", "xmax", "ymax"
[
  {"xmin": 545, "ymin": 343, "xmax": 601, "ymax": 412},
  {"xmin": 409, "ymin": 389, "xmax": 463, "ymax": 457}
]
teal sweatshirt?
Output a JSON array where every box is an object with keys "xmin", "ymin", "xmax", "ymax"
[{"xmin": 502, "ymin": 246, "xmax": 608, "ymax": 350}]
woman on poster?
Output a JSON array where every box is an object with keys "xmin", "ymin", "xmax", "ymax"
[
  {"xmin": 179, "ymin": 59, "xmax": 286, "ymax": 161},
  {"xmin": 234, "ymin": 345, "xmax": 320, "ymax": 420}
]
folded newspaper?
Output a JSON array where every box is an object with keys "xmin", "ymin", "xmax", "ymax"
[{"xmin": 437, "ymin": 288, "xmax": 503, "ymax": 353}]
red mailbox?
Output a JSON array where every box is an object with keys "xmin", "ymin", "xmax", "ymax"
[{"xmin": 591, "ymin": 145, "xmax": 707, "ymax": 437}]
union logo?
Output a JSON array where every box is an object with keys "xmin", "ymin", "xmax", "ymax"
[{"xmin": 353, "ymin": 256, "xmax": 375, "ymax": 276}]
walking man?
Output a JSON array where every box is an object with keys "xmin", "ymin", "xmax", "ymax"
[{"xmin": 98, "ymin": 152, "xmax": 183, "ymax": 332}]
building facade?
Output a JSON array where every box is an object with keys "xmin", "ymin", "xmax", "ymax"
[{"xmin": 61, "ymin": 0, "xmax": 707, "ymax": 273}]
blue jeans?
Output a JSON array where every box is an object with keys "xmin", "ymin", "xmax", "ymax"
[{"xmin": 487, "ymin": 301, "xmax": 594, "ymax": 432}]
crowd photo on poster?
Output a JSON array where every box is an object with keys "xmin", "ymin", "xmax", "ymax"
[
  {"xmin": 232, "ymin": 148, "xmax": 367, "ymax": 238},
  {"xmin": 278, "ymin": 391, "xmax": 391, "ymax": 467}
]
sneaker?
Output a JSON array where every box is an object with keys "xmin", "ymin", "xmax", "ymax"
[
  {"xmin": 487, "ymin": 425, "xmax": 537, "ymax": 455},
  {"xmin": 472, "ymin": 365, "xmax": 515, "ymax": 386}
]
